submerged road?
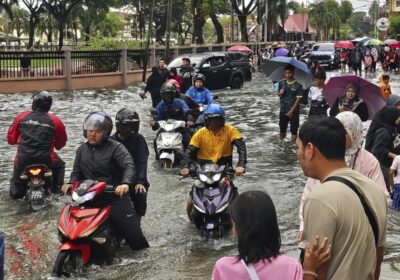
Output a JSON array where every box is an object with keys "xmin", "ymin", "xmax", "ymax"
[{"xmin": 0, "ymin": 71, "xmax": 399, "ymax": 279}]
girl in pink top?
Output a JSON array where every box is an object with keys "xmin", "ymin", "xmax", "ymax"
[{"xmin": 213, "ymin": 191, "xmax": 331, "ymax": 280}]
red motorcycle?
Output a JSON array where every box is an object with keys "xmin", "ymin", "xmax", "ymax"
[{"xmin": 52, "ymin": 180, "xmax": 117, "ymax": 277}]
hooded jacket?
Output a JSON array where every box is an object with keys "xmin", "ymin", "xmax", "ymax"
[
  {"xmin": 185, "ymin": 86, "xmax": 213, "ymax": 105},
  {"xmin": 365, "ymin": 107, "xmax": 400, "ymax": 168},
  {"xmin": 69, "ymin": 139, "xmax": 135, "ymax": 187}
]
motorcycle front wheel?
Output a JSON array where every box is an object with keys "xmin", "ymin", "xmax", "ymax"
[
  {"xmin": 52, "ymin": 250, "xmax": 84, "ymax": 278},
  {"xmin": 159, "ymin": 158, "xmax": 173, "ymax": 168}
]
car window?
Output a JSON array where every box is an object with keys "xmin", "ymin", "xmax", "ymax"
[
  {"xmin": 312, "ymin": 44, "xmax": 334, "ymax": 51},
  {"xmin": 168, "ymin": 56, "xmax": 203, "ymax": 68},
  {"xmin": 213, "ymin": 56, "xmax": 225, "ymax": 66}
]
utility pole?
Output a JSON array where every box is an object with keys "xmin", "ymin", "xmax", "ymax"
[
  {"xmin": 301, "ymin": 1, "xmax": 304, "ymax": 41},
  {"xmin": 231, "ymin": 1, "xmax": 234, "ymax": 42},
  {"xmin": 165, "ymin": 0, "xmax": 172, "ymax": 61},
  {"xmin": 375, "ymin": 0, "xmax": 379, "ymax": 38},
  {"xmin": 142, "ymin": 0, "xmax": 156, "ymax": 82},
  {"xmin": 264, "ymin": 0, "xmax": 268, "ymax": 43}
]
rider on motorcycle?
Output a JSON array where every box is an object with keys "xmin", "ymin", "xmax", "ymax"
[
  {"xmin": 185, "ymin": 74, "xmax": 213, "ymax": 105},
  {"xmin": 180, "ymin": 104, "xmax": 247, "ymax": 221},
  {"xmin": 7, "ymin": 91, "xmax": 67, "ymax": 198},
  {"xmin": 111, "ymin": 109, "xmax": 149, "ymax": 221},
  {"xmin": 150, "ymin": 83, "xmax": 194, "ymax": 156},
  {"xmin": 62, "ymin": 112, "xmax": 149, "ymax": 250}
]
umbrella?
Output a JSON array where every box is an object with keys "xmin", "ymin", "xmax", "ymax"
[
  {"xmin": 335, "ymin": 41, "xmax": 354, "ymax": 49},
  {"xmin": 275, "ymin": 48, "xmax": 289, "ymax": 57},
  {"xmin": 262, "ymin": 56, "xmax": 313, "ymax": 89},
  {"xmin": 323, "ymin": 75, "xmax": 385, "ymax": 120},
  {"xmin": 363, "ymin": 39, "xmax": 382, "ymax": 46},
  {"xmin": 388, "ymin": 41, "xmax": 400, "ymax": 49},
  {"xmin": 228, "ymin": 45, "xmax": 252, "ymax": 52},
  {"xmin": 383, "ymin": 39, "xmax": 397, "ymax": 45}
]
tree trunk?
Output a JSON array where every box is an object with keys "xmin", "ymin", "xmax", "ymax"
[
  {"xmin": 194, "ymin": 15, "xmax": 205, "ymax": 44},
  {"xmin": 58, "ymin": 22, "xmax": 65, "ymax": 50},
  {"xmin": 209, "ymin": 13, "xmax": 224, "ymax": 43},
  {"xmin": 84, "ymin": 25, "xmax": 90, "ymax": 43},
  {"xmin": 28, "ymin": 16, "xmax": 35, "ymax": 48},
  {"xmin": 238, "ymin": 14, "xmax": 248, "ymax": 42}
]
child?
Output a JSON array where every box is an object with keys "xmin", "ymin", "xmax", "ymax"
[
  {"xmin": 364, "ymin": 51, "xmax": 373, "ymax": 76},
  {"xmin": 307, "ymin": 71, "xmax": 329, "ymax": 119},
  {"xmin": 389, "ymin": 155, "xmax": 400, "ymax": 210},
  {"xmin": 379, "ymin": 74, "xmax": 392, "ymax": 101},
  {"xmin": 277, "ymin": 64, "xmax": 303, "ymax": 140}
]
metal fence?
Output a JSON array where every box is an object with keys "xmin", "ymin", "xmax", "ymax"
[
  {"xmin": 127, "ymin": 49, "xmax": 147, "ymax": 70},
  {"xmin": 71, "ymin": 50, "xmax": 121, "ymax": 75},
  {"xmin": 0, "ymin": 51, "xmax": 64, "ymax": 78}
]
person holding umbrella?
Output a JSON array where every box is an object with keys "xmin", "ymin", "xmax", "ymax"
[
  {"xmin": 277, "ymin": 64, "xmax": 304, "ymax": 141},
  {"xmin": 329, "ymin": 84, "xmax": 369, "ymax": 121}
]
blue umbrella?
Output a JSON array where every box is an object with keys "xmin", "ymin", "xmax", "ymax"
[
  {"xmin": 262, "ymin": 56, "xmax": 313, "ymax": 88},
  {"xmin": 274, "ymin": 48, "xmax": 289, "ymax": 57}
]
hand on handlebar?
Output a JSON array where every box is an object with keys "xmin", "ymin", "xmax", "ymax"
[
  {"xmin": 186, "ymin": 120, "xmax": 194, "ymax": 127},
  {"xmin": 62, "ymin": 183, "xmax": 72, "ymax": 194},
  {"xmin": 235, "ymin": 166, "xmax": 245, "ymax": 176},
  {"xmin": 135, "ymin": 184, "xmax": 147, "ymax": 193},
  {"xmin": 115, "ymin": 184, "xmax": 129, "ymax": 197},
  {"xmin": 150, "ymin": 120, "xmax": 157, "ymax": 127}
]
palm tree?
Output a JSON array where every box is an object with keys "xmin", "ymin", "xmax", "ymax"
[
  {"xmin": 308, "ymin": 2, "xmax": 326, "ymax": 41},
  {"xmin": 257, "ymin": 0, "xmax": 287, "ymax": 41}
]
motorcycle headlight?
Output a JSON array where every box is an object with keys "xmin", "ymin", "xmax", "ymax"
[
  {"xmin": 72, "ymin": 191, "xmax": 96, "ymax": 204},
  {"xmin": 216, "ymin": 203, "xmax": 229, "ymax": 213},
  {"xmin": 92, "ymin": 237, "xmax": 106, "ymax": 244},
  {"xmin": 212, "ymin": 173, "xmax": 222, "ymax": 182},
  {"xmin": 331, "ymin": 54, "xmax": 335, "ymax": 59},
  {"xmin": 198, "ymin": 174, "xmax": 208, "ymax": 183}
]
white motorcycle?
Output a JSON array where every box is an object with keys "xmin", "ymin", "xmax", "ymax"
[{"xmin": 156, "ymin": 120, "xmax": 186, "ymax": 168}]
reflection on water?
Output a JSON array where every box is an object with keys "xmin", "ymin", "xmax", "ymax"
[{"xmin": 0, "ymin": 72, "xmax": 399, "ymax": 279}]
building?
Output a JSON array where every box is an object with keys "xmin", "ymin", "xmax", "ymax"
[
  {"xmin": 387, "ymin": 0, "xmax": 400, "ymax": 16},
  {"xmin": 275, "ymin": 14, "xmax": 317, "ymax": 42}
]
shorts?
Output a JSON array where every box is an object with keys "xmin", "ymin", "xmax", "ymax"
[
  {"xmin": 391, "ymin": 184, "xmax": 400, "ymax": 211},
  {"xmin": 279, "ymin": 111, "xmax": 300, "ymax": 135}
]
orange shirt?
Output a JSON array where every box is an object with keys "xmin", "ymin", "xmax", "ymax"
[{"xmin": 380, "ymin": 82, "xmax": 391, "ymax": 101}]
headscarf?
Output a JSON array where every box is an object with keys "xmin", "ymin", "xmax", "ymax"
[
  {"xmin": 340, "ymin": 83, "xmax": 363, "ymax": 110},
  {"xmin": 336, "ymin": 112, "xmax": 364, "ymax": 167}
]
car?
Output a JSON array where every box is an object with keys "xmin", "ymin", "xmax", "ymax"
[
  {"xmin": 309, "ymin": 42, "xmax": 340, "ymax": 70},
  {"xmin": 168, "ymin": 52, "xmax": 252, "ymax": 90}
]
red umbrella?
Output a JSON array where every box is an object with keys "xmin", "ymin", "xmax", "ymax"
[
  {"xmin": 388, "ymin": 41, "xmax": 400, "ymax": 48},
  {"xmin": 228, "ymin": 45, "xmax": 252, "ymax": 52},
  {"xmin": 323, "ymin": 75, "xmax": 385, "ymax": 120},
  {"xmin": 334, "ymin": 41, "xmax": 354, "ymax": 49}
]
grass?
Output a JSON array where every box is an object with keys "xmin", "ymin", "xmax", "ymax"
[{"xmin": 0, "ymin": 59, "xmax": 62, "ymax": 68}]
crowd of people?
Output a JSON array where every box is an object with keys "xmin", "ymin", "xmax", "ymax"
[{"xmin": 5, "ymin": 49, "xmax": 399, "ymax": 279}]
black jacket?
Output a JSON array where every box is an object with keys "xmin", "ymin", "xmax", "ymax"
[
  {"xmin": 145, "ymin": 73, "xmax": 164, "ymax": 95},
  {"xmin": 180, "ymin": 66, "xmax": 194, "ymax": 93},
  {"xmin": 69, "ymin": 139, "xmax": 135, "ymax": 186},
  {"xmin": 111, "ymin": 133, "xmax": 150, "ymax": 188},
  {"xmin": 329, "ymin": 97, "xmax": 369, "ymax": 121}
]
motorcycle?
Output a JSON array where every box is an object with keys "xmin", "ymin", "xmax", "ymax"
[
  {"xmin": 155, "ymin": 119, "xmax": 186, "ymax": 168},
  {"xmin": 52, "ymin": 180, "xmax": 117, "ymax": 277},
  {"xmin": 189, "ymin": 163, "xmax": 236, "ymax": 238},
  {"xmin": 19, "ymin": 164, "xmax": 52, "ymax": 211}
]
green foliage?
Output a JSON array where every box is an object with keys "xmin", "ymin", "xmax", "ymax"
[
  {"xmin": 339, "ymin": 23, "xmax": 352, "ymax": 39},
  {"xmin": 389, "ymin": 16, "xmax": 400, "ymax": 39},
  {"xmin": 348, "ymin": 11, "xmax": 367, "ymax": 36},
  {"xmin": 82, "ymin": 36, "xmax": 145, "ymax": 50},
  {"xmin": 98, "ymin": 12, "xmax": 124, "ymax": 37},
  {"xmin": 339, "ymin": 0, "xmax": 353, "ymax": 24}
]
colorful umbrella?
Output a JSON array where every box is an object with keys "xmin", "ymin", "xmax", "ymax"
[
  {"xmin": 383, "ymin": 39, "xmax": 397, "ymax": 45},
  {"xmin": 262, "ymin": 56, "xmax": 313, "ymax": 88},
  {"xmin": 388, "ymin": 41, "xmax": 400, "ymax": 49},
  {"xmin": 363, "ymin": 39, "xmax": 382, "ymax": 46},
  {"xmin": 227, "ymin": 45, "xmax": 252, "ymax": 52},
  {"xmin": 274, "ymin": 48, "xmax": 289, "ymax": 57},
  {"xmin": 334, "ymin": 41, "xmax": 354, "ymax": 49},
  {"xmin": 323, "ymin": 75, "xmax": 385, "ymax": 120}
]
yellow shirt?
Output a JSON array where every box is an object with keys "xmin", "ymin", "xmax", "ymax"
[{"xmin": 190, "ymin": 124, "xmax": 242, "ymax": 163}]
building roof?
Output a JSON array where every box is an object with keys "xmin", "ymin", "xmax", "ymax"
[{"xmin": 279, "ymin": 14, "xmax": 316, "ymax": 33}]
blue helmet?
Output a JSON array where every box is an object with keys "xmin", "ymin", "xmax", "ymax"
[{"xmin": 203, "ymin": 104, "xmax": 225, "ymax": 118}]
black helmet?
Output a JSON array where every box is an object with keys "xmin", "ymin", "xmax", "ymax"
[
  {"xmin": 160, "ymin": 82, "xmax": 176, "ymax": 103},
  {"xmin": 83, "ymin": 112, "xmax": 113, "ymax": 140},
  {"xmin": 116, "ymin": 108, "xmax": 140, "ymax": 136},
  {"xmin": 32, "ymin": 91, "xmax": 52, "ymax": 112},
  {"xmin": 193, "ymin": 73, "xmax": 206, "ymax": 85}
]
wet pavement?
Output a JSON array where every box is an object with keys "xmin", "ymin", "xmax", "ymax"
[{"xmin": 0, "ymin": 70, "xmax": 399, "ymax": 279}]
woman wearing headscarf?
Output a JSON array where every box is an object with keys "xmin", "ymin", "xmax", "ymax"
[
  {"xmin": 365, "ymin": 106, "xmax": 400, "ymax": 188},
  {"xmin": 298, "ymin": 112, "xmax": 390, "ymax": 248},
  {"xmin": 329, "ymin": 83, "xmax": 369, "ymax": 121},
  {"xmin": 144, "ymin": 66, "xmax": 165, "ymax": 108}
]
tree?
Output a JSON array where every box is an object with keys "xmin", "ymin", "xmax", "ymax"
[
  {"xmin": 36, "ymin": 10, "xmax": 57, "ymax": 43},
  {"xmin": 339, "ymin": 0, "xmax": 353, "ymax": 24},
  {"xmin": 0, "ymin": 0, "xmax": 17, "ymax": 20},
  {"xmin": 21, "ymin": 0, "xmax": 45, "ymax": 49},
  {"xmin": 98, "ymin": 12, "xmax": 124, "ymax": 37},
  {"xmin": 231, "ymin": 0, "xmax": 257, "ymax": 42},
  {"xmin": 203, "ymin": 0, "xmax": 229, "ymax": 43},
  {"xmin": 9, "ymin": 6, "xmax": 29, "ymax": 41},
  {"xmin": 75, "ymin": 0, "xmax": 109, "ymax": 43},
  {"xmin": 43, "ymin": 0, "xmax": 84, "ymax": 50},
  {"xmin": 257, "ymin": 0, "xmax": 287, "ymax": 42},
  {"xmin": 308, "ymin": 1, "xmax": 326, "ymax": 40},
  {"xmin": 348, "ymin": 11, "xmax": 367, "ymax": 36},
  {"xmin": 389, "ymin": 16, "xmax": 400, "ymax": 39},
  {"xmin": 287, "ymin": 1, "xmax": 300, "ymax": 14}
]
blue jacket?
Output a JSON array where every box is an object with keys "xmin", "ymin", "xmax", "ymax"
[
  {"xmin": 154, "ymin": 98, "xmax": 191, "ymax": 121},
  {"xmin": 185, "ymin": 86, "xmax": 213, "ymax": 105}
]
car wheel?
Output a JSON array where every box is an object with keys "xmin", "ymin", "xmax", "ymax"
[{"xmin": 230, "ymin": 77, "xmax": 243, "ymax": 89}]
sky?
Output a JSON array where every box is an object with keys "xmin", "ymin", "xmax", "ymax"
[{"xmin": 293, "ymin": 0, "xmax": 385, "ymax": 13}]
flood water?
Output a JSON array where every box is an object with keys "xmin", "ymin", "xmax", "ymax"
[{"xmin": 0, "ymin": 71, "xmax": 399, "ymax": 279}]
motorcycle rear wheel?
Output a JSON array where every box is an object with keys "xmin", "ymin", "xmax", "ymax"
[{"xmin": 52, "ymin": 251, "xmax": 84, "ymax": 278}]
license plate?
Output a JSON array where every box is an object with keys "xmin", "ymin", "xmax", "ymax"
[
  {"xmin": 206, "ymin": 223, "xmax": 215, "ymax": 230},
  {"xmin": 31, "ymin": 190, "xmax": 43, "ymax": 200}
]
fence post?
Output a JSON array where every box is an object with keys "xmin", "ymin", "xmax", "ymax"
[
  {"xmin": 120, "ymin": 47, "xmax": 128, "ymax": 87},
  {"xmin": 63, "ymin": 47, "xmax": 72, "ymax": 92},
  {"xmin": 174, "ymin": 46, "xmax": 179, "ymax": 59},
  {"xmin": 150, "ymin": 47, "xmax": 156, "ymax": 67},
  {"xmin": 192, "ymin": 46, "xmax": 197, "ymax": 54}
]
